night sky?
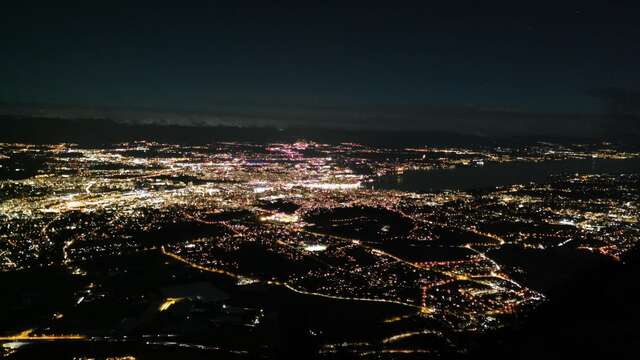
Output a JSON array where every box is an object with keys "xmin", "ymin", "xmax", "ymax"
[{"xmin": 2, "ymin": 1, "xmax": 639, "ymax": 135}]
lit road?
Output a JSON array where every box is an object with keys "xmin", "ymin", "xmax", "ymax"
[
  {"xmin": 0, "ymin": 329, "xmax": 85, "ymax": 341},
  {"xmin": 160, "ymin": 246, "xmax": 429, "ymax": 312}
]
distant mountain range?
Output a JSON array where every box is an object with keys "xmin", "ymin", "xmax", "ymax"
[
  {"xmin": 4, "ymin": 101, "xmax": 633, "ymax": 140},
  {"xmin": 1, "ymin": 114, "xmax": 620, "ymax": 147}
]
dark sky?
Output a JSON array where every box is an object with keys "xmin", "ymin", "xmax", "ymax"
[{"xmin": 2, "ymin": 1, "xmax": 639, "ymax": 135}]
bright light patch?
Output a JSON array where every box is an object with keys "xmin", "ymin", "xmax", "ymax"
[
  {"xmin": 302, "ymin": 182, "xmax": 361, "ymax": 190},
  {"xmin": 304, "ymin": 244, "xmax": 327, "ymax": 252},
  {"xmin": 2, "ymin": 342, "xmax": 27, "ymax": 350},
  {"xmin": 260, "ymin": 213, "xmax": 299, "ymax": 223},
  {"xmin": 159, "ymin": 297, "xmax": 184, "ymax": 311}
]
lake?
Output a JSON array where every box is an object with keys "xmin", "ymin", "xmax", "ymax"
[{"xmin": 373, "ymin": 158, "xmax": 640, "ymax": 192}]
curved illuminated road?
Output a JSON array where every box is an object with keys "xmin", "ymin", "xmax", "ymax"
[{"xmin": 160, "ymin": 246, "xmax": 428, "ymax": 312}]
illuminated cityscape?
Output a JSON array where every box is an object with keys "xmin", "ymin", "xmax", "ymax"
[
  {"xmin": 3, "ymin": 2, "xmax": 640, "ymax": 357},
  {"xmin": 1, "ymin": 140, "xmax": 638, "ymax": 358}
]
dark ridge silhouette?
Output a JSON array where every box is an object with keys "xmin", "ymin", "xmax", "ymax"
[{"xmin": 470, "ymin": 248, "xmax": 640, "ymax": 359}]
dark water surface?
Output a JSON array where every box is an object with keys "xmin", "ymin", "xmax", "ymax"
[{"xmin": 374, "ymin": 158, "xmax": 640, "ymax": 192}]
